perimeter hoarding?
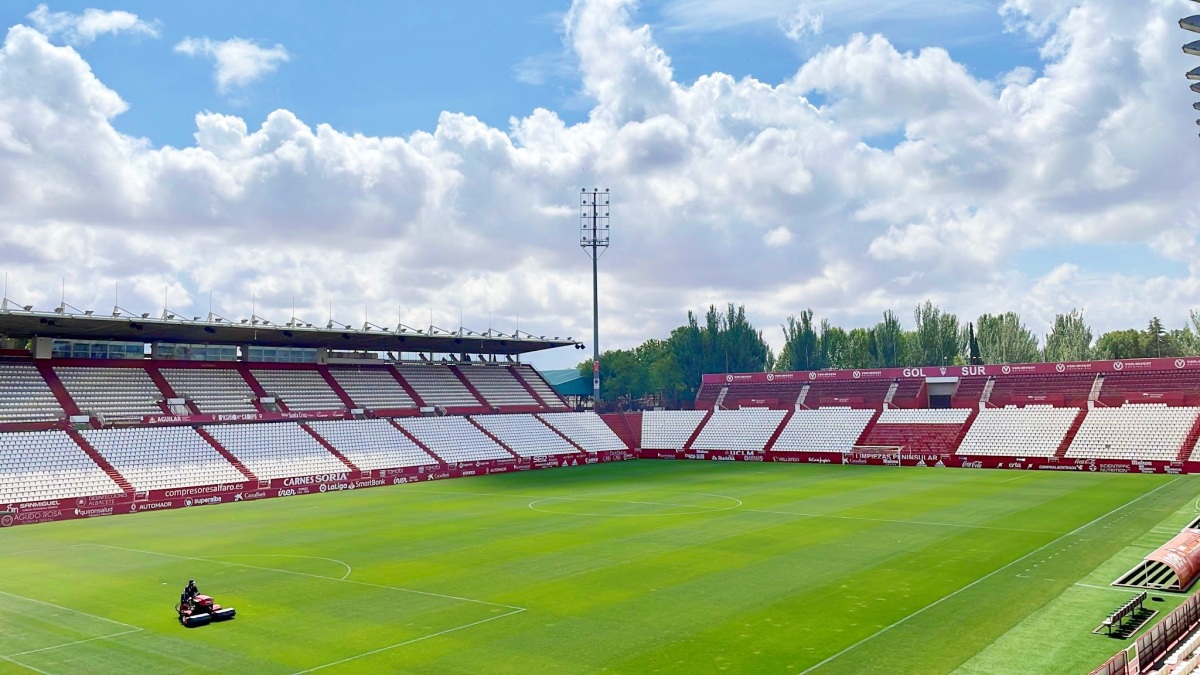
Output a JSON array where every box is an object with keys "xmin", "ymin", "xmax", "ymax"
[
  {"xmin": 703, "ymin": 357, "xmax": 1200, "ymax": 385},
  {"xmin": 638, "ymin": 449, "xmax": 1189, "ymax": 474},
  {"xmin": 1, "ymin": 451, "xmax": 636, "ymax": 529}
]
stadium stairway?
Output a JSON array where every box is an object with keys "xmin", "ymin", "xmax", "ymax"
[
  {"xmin": 145, "ymin": 367, "xmax": 181, "ymax": 400},
  {"xmin": 600, "ymin": 413, "xmax": 639, "ymax": 450},
  {"xmin": 236, "ymin": 365, "xmax": 273, "ymax": 412},
  {"xmin": 194, "ymin": 427, "xmax": 259, "ymax": 481},
  {"xmin": 316, "ymin": 366, "xmax": 358, "ymax": 410},
  {"xmin": 762, "ymin": 409, "xmax": 796, "ymax": 453},
  {"xmin": 35, "ymin": 361, "xmax": 84, "ymax": 420},
  {"xmin": 507, "ymin": 366, "xmax": 549, "ymax": 407},
  {"xmin": 949, "ymin": 407, "xmax": 980, "ymax": 453},
  {"xmin": 388, "ymin": 419, "xmax": 445, "ymax": 463},
  {"xmin": 448, "ymin": 365, "xmax": 490, "ymax": 408},
  {"xmin": 466, "ymin": 417, "xmax": 521, "ymax": 458},
  {"xmin": 66, "ymin": 427, "xmax": 135, "ymax": 495},
  {"xmin": 1177, "ymin": 413, "xmax": 1200, "ymax": 462},
  {"xmin": 145, "ymin": 367, "xmax": 198, "ymax": 415},
  {"xmin": 853, "ymin": 409, "xmax": 884, "ymax": 446},
  {"xmin": 1053, "ymin": 408, "xmax": 1088, "ymax": 458},
  {"xmin": 387, "ymin": 368, "xmax": 427, "ymax": 408},
  {"xmin": 534, "ymin": 414, "xmax": 588, "ymax": 453},
  {"xmin": 681, "ymin": 409, "xmax": 714, "ymax": 452},
  {"xmin": 300, "ymin": 423, "xmax": 361, "ymax": 473}
]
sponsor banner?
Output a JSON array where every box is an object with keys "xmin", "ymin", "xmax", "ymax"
[
  {"xmin": 703, "ymin": 357, "xmax": 1200, "ymax": 385},
  {"xmin": 140, "ymin": 409, "xmax": 352, "ymax": 426},
  {"xmin": 648, "ymin": 450, "xmax": 1186, "ymax": 476},
  {"xmin": 991, "ymin": 394, "xmax": 1065, "ymax": 406},
  {"xmin": 1, "ymin": 452, "xmax": 637, "ymax": 528}
]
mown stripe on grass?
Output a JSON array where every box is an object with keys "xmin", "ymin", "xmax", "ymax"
[{"xmin": 795, "ymin": 476, "xmax": 1182, "ymax": 674}]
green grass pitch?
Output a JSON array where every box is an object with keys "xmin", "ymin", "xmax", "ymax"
[{"xmin": 0, "ymin": 461, "xmax": 1196, "ymax": 674}]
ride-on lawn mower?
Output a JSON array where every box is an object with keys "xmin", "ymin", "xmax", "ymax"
[{"xmin": 176, "ymin": 594, "xmax": 236, "ymax": 627}]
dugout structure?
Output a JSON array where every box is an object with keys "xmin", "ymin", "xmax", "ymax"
[{"xmin": 1114, "ymin": 524, "xmax": 1200, "ymax": 592}]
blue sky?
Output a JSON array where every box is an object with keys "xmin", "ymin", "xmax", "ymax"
[
  {"xmin": 0, "ymin": 1, "xmax": 1042, "ymax": 148},
  {"xmin": 0, "ymin": 0, "xmax": 1197, "ymax": 371}
]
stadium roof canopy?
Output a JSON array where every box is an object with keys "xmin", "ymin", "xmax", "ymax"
[
  {"xmin": 0, "ymin": 309, "xmax": 581, "ymax": 356},
  {"xmin": 541, "ymin": 369, "xmax": 592, "ymax": 396}
]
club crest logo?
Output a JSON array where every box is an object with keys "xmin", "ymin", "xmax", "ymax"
[
  {"xmin": 1113, "ymin": 361, "xmax": 1124, "ymax": 371},
  {"xmin": 726, "ymin": 374, "xmax": 733, "ymax": 383},
  {"xmin": 766, "ymin": 373, "xmax": 774, "ymax": 382},
  {"xmin": 852, "ymin": 371, "xmax": 861, "ymax": 379},
  {"xmin": 1055, "ymin": 363, "xmax": 1065, "ymax": 373},
  {"xmin": 1001, "ymin": 365, "xmax": 1011, "ymax": 374},
  {"xmin": 808, "ymin": 372, "xmax": 816, "ymax": 380},
  {"xmin": 1177, "ymin": 359, "xmax": 1186, "ymax": 369}
]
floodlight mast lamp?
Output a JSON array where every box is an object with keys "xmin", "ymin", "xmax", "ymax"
[{"xmin": 580, "ymin": 188, "xmax": 611, "ymax": 408}]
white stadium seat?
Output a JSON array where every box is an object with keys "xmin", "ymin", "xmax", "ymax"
[
  {"xmin": 83, "ymin": 426, "xmax": 245, "ymax": 490},
  {"xmin": 0, "ymin": 431, "xmax": 121, "ymax": 503},
  {"xmin": 205, "ymin": 422, "xmax": 349, "ymax": 479}
]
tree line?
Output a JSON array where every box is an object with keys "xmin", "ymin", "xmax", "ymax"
[{"xmin": 578, "ymin": 303, "xmax": 1200, "ymax": 407}]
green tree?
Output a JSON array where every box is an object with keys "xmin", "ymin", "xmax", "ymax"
[
  {"xmin": 912, "ymin": 301, "xmax": 961, "ymax": 366},
  {"xmin": 1144, "ymin": 317, "xmax": 1176, "ymax": 357},
  {"xmin": 975, "ymin": 312, "xmax": 1039, "ymax": 364},
  {"xmin": 668, "ymin": 304, "xmax": 772, "ymax": 399},
  {"xmin": 1043, "ymin": 310, "xmax": 1093, "ymax": 362},
  {"xmin": 636, "ymin": 339, "xmax": 685, "ymax": 403},
  {"xmin": 966, "ymin": 322, "xmax": 982, "ymax": 365},
  {"xmin": 1094, "ymin": 329, "xmax": 1145, "ymax": 360},
  {"xmin": 820, "ymin": 321, "xmax": 851, "ymax": 369},
  {"xmin": 873, "ymin": 310, "xmax": 906, "ymax": 367},
  {"xmin": 845, "ymin": 328, "xmax": 876, "ymax": 369},
  {"xmin": 779, "ymin": 310, "xmax": 822, "ymax": 371}
]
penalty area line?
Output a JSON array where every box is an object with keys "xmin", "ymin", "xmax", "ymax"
[
  {"xmin": 3, "ymin": 627, "xmax": 144, "ymax": 658},
  {"xmin": 796, "ymin": 476, "xmax": 1184, "ymax": 675},
  {"xmin": 0, "ymin": 654, "xmax": 52, "ymax": 675},
  {"xmin": 85, "ymin": 544, "xmax": 525, "ymax": 612},
  {"xmin": 291, "ymin": 608, "xmax": 526, "ymax": 674}
]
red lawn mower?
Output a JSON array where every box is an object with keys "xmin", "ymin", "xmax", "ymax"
[{"xmin": 176, "ymin": 594, "xmax": 236, "ymax": 628}]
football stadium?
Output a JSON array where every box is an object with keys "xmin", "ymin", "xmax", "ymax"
[{"xmin": 4, "ymin": 1, "xmax": 1200, "ymax": 674}]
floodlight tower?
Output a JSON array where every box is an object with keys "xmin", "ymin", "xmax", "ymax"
[
  {"xmin": 580, "ymin": 188, "xmax": 611, "ymax": 407},
  {"xmin": 1185, "ymin": 2, "xmax": 1200, "ymax": 134}
]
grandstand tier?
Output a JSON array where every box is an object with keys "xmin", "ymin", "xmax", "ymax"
[
  {"xmin": 472, "ymin": 414, "xmax": 578, "ymax": 457},
  {"xmin": 768, "ymin": 408, "xmax": 875, "ymax": 453},
  {"xmin": 691, "ymin": 409, "xmax": 788, "ymax": 452},
  {"xmin": 956, "ymin": 406, "xmax": 1081, "ymax": 458},
  {"xmin": 538, "ymin": 412, "xmax": 628, "ymax": 452},
  {"xmin": 858, "ymin": 409, "xmax": 973, "ymax": 455}
]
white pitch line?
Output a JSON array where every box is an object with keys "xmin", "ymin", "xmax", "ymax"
[
  {"xmin": 3, "ymin": 627, "xmax": 143, "ymax": 658},
  {"xmin": 0, "ymin": 588, "xmax": 140, "ymax": 630},
  {"xmin": 407, "ymin": 488, "xmax": 738, "ymax": 511},
  {"xmin": 998, "ymin": 473, "xmax": 1031, "ymax": 484},
  {"xmin": 1074, "ymin": 583, "xmax": 1136, "ymax": 594},
  {"xmin": 796, "ymin": 476, "xmax": 1184, "ymax": 675},
  {"xmin": 738, "ymin": 508, "xmax": 1063, "ymax": 535},
  {"xmin": 0, "ymin": 654, "xmax": 52, "ymax": 675},
  {"xmin": 0, "ymin": 544, "xmax": 85, "ymax": 560},
  {"xmin": 291, "ymin": 608, "xmax": 526, "ymax": 674},
  {"xmin": 408, "ymin": 488, "xmax": 1056, "ymax": 533},
  {"xmin": 87, "ymin": 544, "xmax": 524, "ymax": 612},
  {"xmin": 208, "ymin": 555, "xmax": 353, "ymax": 581}
]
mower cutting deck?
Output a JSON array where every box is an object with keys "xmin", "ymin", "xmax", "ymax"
[{"xmin": 177, "ymin": 594, "xmax": 236, "ymax": 627}]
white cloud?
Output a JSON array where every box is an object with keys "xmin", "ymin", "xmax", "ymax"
[
  {"xmin": 26, "ymin": 4, "xmax": 158, "ymax": 44},
  {"xmin": 661, "ymin": 0, "xmax": 990, "ymax": 35},
  {"xmin": 0, "ymin": 0, "xmax": 1198, "ymax": 371},
  {"xmin": 781, "ymin": 7, "xmax": 824, "ymax": 42},
  {"xmin": 175, "ymin": 37, "xmax": 290, "ymax": 93},
  {"xmin": 764, "ymin": 226, "xmax": 794, "ymax": 247}
]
